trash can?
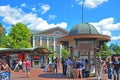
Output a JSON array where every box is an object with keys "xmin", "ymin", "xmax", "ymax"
[{"xmin": 0, "ymin": 71, "xmax": 10, "ymax": 80}]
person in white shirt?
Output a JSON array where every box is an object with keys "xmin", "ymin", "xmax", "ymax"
[{"xmin": 18, "ymin": 59, "xmax": 22, "ymax": 71}]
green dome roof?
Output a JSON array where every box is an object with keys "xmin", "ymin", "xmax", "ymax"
[{"xmin": 69, "ymin": 23, "xmax": 99, "ymax": 35}]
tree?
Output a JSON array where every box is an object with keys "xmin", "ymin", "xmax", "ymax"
[
  {"xmin": 62, "ymin": 48, "xmax": 69, "ymax": 60},
  {"xmin": 7, "ymin": 22, "xmax": 32, "ymax": 48},
  {"xmin": 0, "ymin": 23, "xmax": 7, "ymax": 48},
  {"xmin": 109, "ymin": 43, "xmax": 120, "ymax": 54},
  {"xmin": 98, "ymin": 43, "xmax": 112, "ymax": 59}
]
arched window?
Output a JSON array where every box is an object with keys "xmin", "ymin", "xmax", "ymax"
[{"xmin": 53, "ymin": 31, "xmax": 62, "ymax": 35}]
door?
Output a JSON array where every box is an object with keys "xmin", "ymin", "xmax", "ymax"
[{"xmin": 32, "ymin": 60, "xmax": 41, "ymax": 68}]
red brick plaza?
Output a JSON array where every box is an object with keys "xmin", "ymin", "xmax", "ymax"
[{"xmin": 11, "ymin": 64, "xmax": 108, "ymax": 80}]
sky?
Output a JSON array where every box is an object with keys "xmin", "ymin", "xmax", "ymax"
[{"xmin": 0, "ymin": 0, "xmax": 120, "ymax": 46}]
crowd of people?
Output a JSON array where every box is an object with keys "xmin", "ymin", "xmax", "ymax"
[
  {"xmin": 0, "ymin": 55, "xmax": 120, "ymax": 80},
  {"xmin": 61, "ymin": 56, "xmax": 120, "ymax": 80},
  {"xmin": 0, "ymin": 58, "xmax": 31, "ymax": 78},
  {"xmin": 62, "ymin": 57, "xmax": 89, "ymax": 80}
]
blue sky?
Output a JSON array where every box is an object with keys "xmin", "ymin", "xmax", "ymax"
[{"xmin": 0, "ymin": 0, "xmax": 120, "ymax": 46}]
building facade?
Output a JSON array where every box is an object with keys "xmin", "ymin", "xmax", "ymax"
[{"xmin": 31, "ymin": 27, "xmax": 68, "ymax": 59}]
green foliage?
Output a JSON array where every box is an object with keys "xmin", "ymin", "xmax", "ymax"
[
  {"xmin": 0, "ymin": 23, "xmax": 7, "ymax": 48},
  {"xmin": 41, "ymin": 45, "xmax": 54, "ymax": 58},
  {"xmin": 109, "ymin": 43, "xmax": 120, "ymax": 54},
  {"xmin": 98, "ymin": 43, "xmax": 112, "ymax": 59},
  {"xmin": 62, "ymin": 48, "xmax": 69, "ymax": 60},
  {"xmin": 7, "ymin": 22, "xmax": 32, "ymax": 48}
]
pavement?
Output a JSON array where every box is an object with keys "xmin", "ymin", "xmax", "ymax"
[{"xmin": 10, "ymin": 65, "xmax": 108, "ymax": 80}]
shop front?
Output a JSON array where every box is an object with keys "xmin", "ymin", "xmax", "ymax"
[
  {"xmin": 32, "ymin": 47, "xmax": 51, "ymax": 68},
  {"xmin": 0, "ymin": 47, "xmax": 51, "ymax": 69}
]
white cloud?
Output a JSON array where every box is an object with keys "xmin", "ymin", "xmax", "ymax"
[
  {"xmin": 0, "ymin": 5, "xmax": 67, "ymax": 31},
  {"xmin": 90, "ymin": 17, "xmax": 120, "ymax": 40},
  {"xmin": 0, "ymin": 5, "xmax": 23, "ymax": 24},
  {"xmin": 40, "ymin": 4, "xmax": 50, "ymax": 14},
  {"xmin": 76, "ymin": 0, "xmax": 108, "ymax": 8},
  {"xmin": 102, "ymin": 30, "xmax": 111, "ymax": 36},
  {"xmin": 48, "ymin": 15, "xmax": 56, "ymax": 21},
  {"xmin": 21, "ymin": 3, "xmax": 26, "ymax": 7},
  {"xmin": 52, "ymin": 22, "xmax": 67, "ymax": 29},
  {"xmin": 31, "ymin": 7, "xmax": 36, "ymax": 12},
  {"xmin": 111, "ymin": 35, "xmax": 120, "ymax": 40}
]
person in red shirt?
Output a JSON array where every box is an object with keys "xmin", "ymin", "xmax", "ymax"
[{"xmin": 26, "ymin": 59, "xmax": 31, "ymax": 78}]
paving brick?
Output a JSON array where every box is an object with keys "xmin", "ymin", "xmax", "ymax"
[{"xmin": 10, "ymin": 66, "xmax": 108, "ymax": 80}]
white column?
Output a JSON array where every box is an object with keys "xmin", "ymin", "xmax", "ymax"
[
  {"xmin": 60, "ymin": 44, "xmax": 62, "ymax": 59},
  {"xmin": 53, "ymin": 37, "xmax": 56, "ymax": 51},
  {"xmin": 47, "ymin": 36, "xmax": 49, "ymax": 47},
  {"xmin": 40, "ymin": 36, "xmax": 42, "ymax": 46},
  {"xmin": 33, "ymin": 36, "xmax": 35, "ymax": 48}
]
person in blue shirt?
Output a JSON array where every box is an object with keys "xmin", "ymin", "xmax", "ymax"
[
  {"xmin": 76, "ymin": 58, "xmax": 83, "ymax": 79},
  {"xmin": 113, "ymin": 57, "xmax": 120, "ymax": 80},
  {"xmin": 64, "ymin": 57, "xmax": 72, "ymax": 78}
]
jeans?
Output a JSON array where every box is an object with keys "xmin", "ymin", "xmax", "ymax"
[
  {"xmin": 113, "ymin": 69, "xmax": 119, "ymax": 80},
  {"xmin": 108, "ymin": 68, "xmax": 112, "ymax": 79},
  {"xmin": 82, "ymin": 69, "xmax": 86, "ymax": 78}
]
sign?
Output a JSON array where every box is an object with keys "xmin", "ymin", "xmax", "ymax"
[{"xmin": 34, "ymin": 56, "xmax": 39, "ymax": 59}]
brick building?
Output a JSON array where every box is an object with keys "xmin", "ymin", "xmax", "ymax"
[{"xmin": 31, "ymin": 26, "xmax": 68, "ymax": 60}]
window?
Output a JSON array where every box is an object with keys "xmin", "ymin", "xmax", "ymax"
[
  {"xmin": 35, "ymin": 36, "xmax": 39, "ymax": 41},
  {"xmin": 53, "ymin": 31, "xmax": 62, "ymax": 35}
]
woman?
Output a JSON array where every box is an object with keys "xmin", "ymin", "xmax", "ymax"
[
  {"xmin": 102, "ymin": 61, "xmax": 107, "ymax": 73},
  {"xmin": 76, "ymin": 58, "xmax": 83, "ymax": 79},
  {"xmin": 73, "ymin": 58, "xmax": 79, "ymax": 79},
  {"xmin": 52, "ymin": 60, "xmax": 56, "ymax": 74},
  {"xmin": 2, "ymin": 62, "xmax": 11, "ymax": 72},
  {"xmin": 22, "ymin": 59, "xmax": 26, "ymax": 72},
  {"xmin": 26, "ymin": 59, "xmax": 31, "ymax": 78},
  {"xmin": 18, "ymin": 59, "xmax": 22, "ymax": 71},
  {"xmin": 106, "ymin": 57, "xmax": 113, "ymax": 80}
]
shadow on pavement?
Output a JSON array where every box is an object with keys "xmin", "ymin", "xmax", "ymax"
[{"xmin": 38, "ymin": 73, "xmax": 67, "ymax": 79}]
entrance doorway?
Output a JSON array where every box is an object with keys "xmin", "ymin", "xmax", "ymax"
[{"xmin": 32, "ymin": 60, "xmax": 41, "ymax": 68}]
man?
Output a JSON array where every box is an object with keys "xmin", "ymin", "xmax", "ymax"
[
  {"xmin": 113, "ymin": 57, "xmax": 120, "ymax": 80},
  {"xmin": 106, "ymin": 57, "xmax": 113, "ymax": 80},
  {"xmin": 96, "ymin": 56, "xmax": 103, "ymax": 80},
  {"xmin": 64, "ymin": 57, "xmax": 72, "ymax": 78},
  {"xmin": 54, "ymin": 57, "xmax": 58, "ymax": 73},
  {"xmin": 26, "ymin": 59, "xmax": 31, "ymax": 78},
  {"xmin": 62, "ymin": 58, "xmax": 67, "ymax": 75}
]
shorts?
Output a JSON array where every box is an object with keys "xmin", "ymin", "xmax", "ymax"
[
  {"xmin": 26, "ymin": 68, "xmax": 30, "ymax": 72},
  {"xmin": 79, "ymin": 68, "xmax": 82, "ymax": 71}
]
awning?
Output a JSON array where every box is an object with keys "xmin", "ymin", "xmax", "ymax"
[
  {"xmin": 0, "ymin": 47, "xmax": 52, "ymax": 55},
  {"xmin": 33, "ymin": 47, "xmax": 52, "ymax": 55}
]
